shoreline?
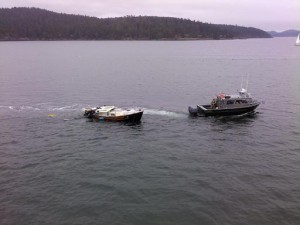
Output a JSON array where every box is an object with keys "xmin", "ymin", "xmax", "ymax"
[{"xmin": 0, "ymin": 37, "xmax": 272, "ymax": 42}]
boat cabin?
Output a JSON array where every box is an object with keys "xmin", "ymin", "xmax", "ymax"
[
  {"xmin": 95, "ymin": 106, "xmax": 116, "ymax": 116},
  {"xmin": 211, "ymin": 91, "xmax": 253, "ymax": 109}
]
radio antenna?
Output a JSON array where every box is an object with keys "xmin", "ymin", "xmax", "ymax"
[{"xmin": 241, "ymin": 75, "xmax": 244, "ymax": 90}]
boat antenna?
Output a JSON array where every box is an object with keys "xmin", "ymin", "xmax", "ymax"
[
  {"xmin": 246, "ymin": 74, "xmax": 249, "ymax": 91},
  {"xmin": 241, "ymin": 75, "xmax": 244, "ymax": 90}
]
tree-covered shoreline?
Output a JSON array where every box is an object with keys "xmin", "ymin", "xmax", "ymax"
[{"xmin": 0, "ymin": 7, "xmax": 272, "ymax": 41}]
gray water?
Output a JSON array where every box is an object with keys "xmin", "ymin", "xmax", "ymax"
[{"xmin": 1, "ymin": 38, "xmax": 300, "ymax": 225}]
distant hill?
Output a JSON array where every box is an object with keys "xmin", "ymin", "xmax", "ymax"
[
  {"xmin": 268, "ymin": 29, "xmax": 300, "ymax": 37},
  {"xmin": 0, "ymin": 7, "xmax": 272, "ymax": 41}
]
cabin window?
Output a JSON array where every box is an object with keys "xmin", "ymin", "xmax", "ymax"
[{"xmin": 227, "ymin": 100, "xmax": 234, "ymax": 105}]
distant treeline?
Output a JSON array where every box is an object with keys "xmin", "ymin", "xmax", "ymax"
[
  {"xmin": 268, "ymin": 29, "xmax": 300, "ymax": 37},
  {"xmin": 0, "ymin": 7, "xmax": 271, "ymax": 41}
]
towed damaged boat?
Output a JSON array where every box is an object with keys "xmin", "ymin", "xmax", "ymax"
[
  {"xmin": 189, "ymin": 88, "xmax": 260, "ymax": 117},
  {"xmin": 84, "ymin": 105, "xmax": 143, "ymax": 122}
]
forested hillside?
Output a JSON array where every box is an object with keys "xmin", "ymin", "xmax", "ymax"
[
  {"xmin": 0, "ymin": 7, "xmax": 271, "ymax": 40},
  {"xmin": 268, "ymin": 29, "xmax": 299, "ymax": 37}
]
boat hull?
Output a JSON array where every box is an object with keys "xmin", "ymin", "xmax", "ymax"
[
  {"xmin": 189, "ymin": 103, "xmax": 260, "ymax": 117},
  {"xmin": 91, "ymin": 111, "xmax": 143, "ymax": 122}
]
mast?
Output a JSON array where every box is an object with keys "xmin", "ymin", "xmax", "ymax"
[
  {"xmin": 241, "ymin": 76, "xmax": 244, "ymax": 90},
  {"xmin": 246, "ymin": 74, "xmax": 249, "ymax": 92}
]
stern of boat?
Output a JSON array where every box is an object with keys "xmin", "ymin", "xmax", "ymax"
[
  {"xmin": 84, "ymin": 108, "xmax": 95, "ymax": 119},
  {"xmin": 188, "ymin": 106, "xmax": 198, "ymax": 116}
]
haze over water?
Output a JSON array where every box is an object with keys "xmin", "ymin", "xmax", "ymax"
[{"xmin": 1, "ymin": 38, "xmax": 300, "ymax": 225}]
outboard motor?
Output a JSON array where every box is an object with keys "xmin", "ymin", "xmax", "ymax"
[
  {"xmin": 84, "ymin": 108, "xmax": 95, "ymax": 119},
  {"xmin": 188, "ymin": 106, "xmax": 198, "ymax": 116}
]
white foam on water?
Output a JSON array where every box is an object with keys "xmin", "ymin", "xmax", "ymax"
[
  {"xmin": 1, "ymin": 104, "xmax": 84, "ymax": 112},
  {"xmin": 1, "ymin": 104, "xmax": 188, "ymax": 119},
  {"xmin": 144, "ymin": 108, "xmax": 186, "ymax": 118},
  {"xmin": 0, "ymin": 105, "xmax": 41, "ymax": 111},
  {"xmin": 49, "ymin": 105, "xmax": 80, "ymax": 111}
]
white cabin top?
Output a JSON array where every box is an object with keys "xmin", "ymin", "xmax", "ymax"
[
  {"xmin": 95, "ymin": 106, "xmax": 115, "ymax": 113},
  {"xmin": 216, "ymin": 88, "xmax": 252, "ymax": 100},
  {"xmin": 238, "ymin": 88, "xmax": 251, "ymax": 98}
]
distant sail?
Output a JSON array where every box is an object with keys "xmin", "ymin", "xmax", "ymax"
[{"xmin": 296, "ymin": 33, "xmax": 300, "ymax": 46}]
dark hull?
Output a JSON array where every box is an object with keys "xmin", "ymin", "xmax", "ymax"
[
  {"xmin": 189, "ymin": 103, "xmax": 259, "ymax": 117},
  {"xmin": 92, "ymin": 111, "xmax": 143, "ymax": 122}
]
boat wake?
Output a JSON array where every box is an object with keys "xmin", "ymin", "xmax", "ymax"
[
  {"xmin": 0, "ymin": 105, "xmax": 42, "ymax": 111},
  {"xmin": 0, "ymin": 104, "xmax": 84, "ymax": 112},
  {"xmin": 0, "ymin": 105, "xmax": 187, "ymax": 119},
  {"xmin": 144, "ymin": 108, "xmax": 186, "ymax": 118}
]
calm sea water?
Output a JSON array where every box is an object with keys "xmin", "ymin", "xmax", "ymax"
[{"xmin": 1, "ymin": 38, "xmax": 300, "ymax": 225}]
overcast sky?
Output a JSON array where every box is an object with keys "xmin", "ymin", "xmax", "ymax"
[{"xmin": 1, "ymin": 0, "xmax": 299, "ymax": 31}]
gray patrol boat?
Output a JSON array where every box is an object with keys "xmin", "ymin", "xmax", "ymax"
[{"xmin": 189, "ymin": 88, "xmax": 260, "ymax": 117}]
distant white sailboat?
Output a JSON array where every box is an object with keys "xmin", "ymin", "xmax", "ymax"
[{"xmin": 296, "ymin": 33, "xmax": 300, "ymax": 46}]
